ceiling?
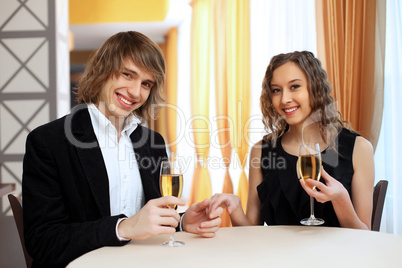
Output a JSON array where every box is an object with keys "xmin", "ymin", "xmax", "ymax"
[{"xmin": 69, "ymin": 0, "xmax": 191, "ymax": 51}]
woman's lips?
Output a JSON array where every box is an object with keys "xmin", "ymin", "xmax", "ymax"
[{"xmin": 283, "ymin": 106, "xmax": 299, "ymax": 115}]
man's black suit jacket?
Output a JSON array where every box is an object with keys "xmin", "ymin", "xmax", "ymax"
[{"xmin": 22, "ymin": 106, "xmax": 168, "ymax": 267}]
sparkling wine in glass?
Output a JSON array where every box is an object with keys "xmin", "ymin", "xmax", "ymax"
[
  {"xmin": 160, "ymin": 159, "xmax": 185, "ymax": 247},
  {"xmin": 298, "ymin": 143, "xmax": 325, "ymax": 226}
]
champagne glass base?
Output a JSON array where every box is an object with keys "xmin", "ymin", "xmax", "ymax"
[
  {"xmin": 300, "ymin": 217, "xmax": 325, "ymax": 226},
  {"xmin": 161, "ymin": 240, "xmax": 185, "ymax": 247}
]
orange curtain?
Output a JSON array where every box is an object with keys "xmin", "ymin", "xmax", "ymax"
[
  {"xmin": 164, "ymin": 27, "xmax": 179, "ymax": 154},
  {"xmin": 188, "ymin": 0, "xmax": 251, "ymax": 213},
  {"xmin": 213, "ymin": 0, "xmax": 233, "ymax": 227},
  {"xmin": 150, "ymin": 43, "xmax": 167, "ymax": 138},
  {"xmin": 226, "ymin": 0, "xmax": 251, "ymax": 212},
  {"xmin": 187, "ymin": 0, "xmax": 212, "ymax": 205},
  {"xmin": 315, "ymin": 0, "xmax": 385, "ymax": 150},
  {"xmin": 152, "ymin": 28, "xmax": 179, "ymax": 155}
]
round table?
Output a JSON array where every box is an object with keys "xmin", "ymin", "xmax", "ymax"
[{"xmin": 68, "ymin": 225, "xmax": 402, "ymax": 268}]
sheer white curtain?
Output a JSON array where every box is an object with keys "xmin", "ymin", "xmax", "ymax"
[
  {"xmin": 374, "ymin": 0, "xmax": 402, "ymax": 235},
  {"xmin": 175, "ymin": 0, "xmax": 317, "ymax": 200},
  {"xmin": 249, "ymin": 0, "xmax": 317, "ymax": 146}
]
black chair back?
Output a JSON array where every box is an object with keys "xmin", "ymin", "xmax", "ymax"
[
  {"xmin": 371, "ymin": 180, "xmax": 388, "ymax": 231},
  {"xmin": 8, "ymin": 194, "xmax": 33, "ymax": 268}
]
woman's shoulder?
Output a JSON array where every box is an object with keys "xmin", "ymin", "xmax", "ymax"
[
  {"xmin": 338, "ymin": 128, "xmax": 373, "ymax": 158},
  {"xmin": 353, "ymin": 135, "xmax": 374, "ymax": 157},
  {"xmin": 250, "ymin": 136, "xmax": 278, "ymax": 155},
  {"xmin": 250, "ymin": 137, "xmax": 284, "ymax": 165},
  {"xmin": 337, "ymin": 127, "xmax": 360, "ymax": 148},
  {"xmin": 250, "ymin": 140, "xmax": 263, "ymax": 159},
  {"xmin": 339, "ymin": 127, "xmax": 360, "ymax": 138}
]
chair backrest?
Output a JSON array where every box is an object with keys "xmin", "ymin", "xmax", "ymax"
[
  {"xmin": 371, "ymin": 180, "xmax": 388, "ymax": 232},
  {"xmin": 8, "ymin": 194, "xmax": 33, "ymax": 268}
]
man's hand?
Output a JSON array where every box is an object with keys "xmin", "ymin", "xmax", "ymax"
[
  {"xmin": 182, "ymin": 199, "xmax": 223, "ymax": 238},
  {"xmin": 118, "ymin": 196, "xmax": 185, "ymax": 240}
]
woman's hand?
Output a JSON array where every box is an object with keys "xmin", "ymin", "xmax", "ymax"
[
  {"xmin": 208, "ymin": 193, "xmax": 241, "ymax": 215},
  {"xmin": 299, "ymin": 167, "xmax": 349, "ymax": 203},
  {"xmin": 299, "ymin": 136, "xmax": 374, "ymax": 230}
]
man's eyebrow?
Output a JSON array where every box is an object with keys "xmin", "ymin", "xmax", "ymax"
[
  {"xmin": 122, "ymin": 67, "xmax": 138, "ymax": 75},
  {"xmin": 122, "ymin": 67, "xmax": 155, "ymax": 84}
]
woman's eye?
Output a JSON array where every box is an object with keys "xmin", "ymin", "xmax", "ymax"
[
  {"xmin": 271, "ymin": 88, "xmax": 280, "ymax": 93},
  {"xmin": 290, "ymin": 84, "xmax": 300, "ymax": 90}
]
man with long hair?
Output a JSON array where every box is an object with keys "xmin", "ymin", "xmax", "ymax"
[{"xmin": 22, "ymin": 31, "xmax": 222, "ymax": 267}]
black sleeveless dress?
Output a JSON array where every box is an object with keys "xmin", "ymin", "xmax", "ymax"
[{"xmin": 257, "ymin": 128, "xmax": 359, "ymax": 227}]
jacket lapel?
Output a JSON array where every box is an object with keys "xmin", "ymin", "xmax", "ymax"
[
  {"xmin": 69, "ymin": 105, "xmax": 111, "ymax": 217},
  {"xmin": 130, "ymin": 126, "xmax": 161, "ymax": 201}
]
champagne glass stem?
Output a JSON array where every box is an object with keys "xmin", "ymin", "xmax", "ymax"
[
  {"xmin": 168, "ymin": 206, "xmax": 176, "ymax": 246},
  {"xmin": 161, "ymin": 205, "xmax": 184, "ymax": 247},
  {"xmin": 168, "ymin": 234, "xmax": 176, "ymax": 246},
  {"xmin": 310, "ymin": 196, "xmax": 316, "ymax": 219}
]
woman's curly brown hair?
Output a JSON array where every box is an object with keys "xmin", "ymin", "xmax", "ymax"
[
  {"xmin": 260, "ymin": 51, "xmax": 350, "ymax": 147},
  {"xmin": 75, "ymin": 31, "xmax": 166, "ymax": 121}
]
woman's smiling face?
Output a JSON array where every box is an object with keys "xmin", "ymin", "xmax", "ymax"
[{"xmin": 270, "ymin": 61, "xmax": 312, "ymax": 128}]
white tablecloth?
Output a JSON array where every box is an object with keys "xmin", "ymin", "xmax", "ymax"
[{"xmin": 68, "ymin": 225, "xmax": 402, "ymax": 268}]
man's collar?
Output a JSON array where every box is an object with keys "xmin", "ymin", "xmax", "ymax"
[
  {"xmin": 122, "ymin": 112, "xmax": 141, "ymax": 136},
  {"xmin": 87, "ymin": 103, "xmax": 140, "ymax": 137}
]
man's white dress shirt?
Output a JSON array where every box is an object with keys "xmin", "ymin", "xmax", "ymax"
[{"xmin": 88, "ymin": 104, "xmax": 144, "ymax": 219}]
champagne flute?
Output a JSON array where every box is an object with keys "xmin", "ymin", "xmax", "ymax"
[
  {"xmin": 160, "ymin": 158, "xmax": 185, "ymax": 247},
  {"xmin": 298, "ymin": 143, "xmax": 325, "ymax": 226}
]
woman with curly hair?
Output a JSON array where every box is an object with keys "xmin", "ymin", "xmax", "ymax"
[{"xmin": 209, "ymin": 51, "xmax": 374, "ymax": 229}]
